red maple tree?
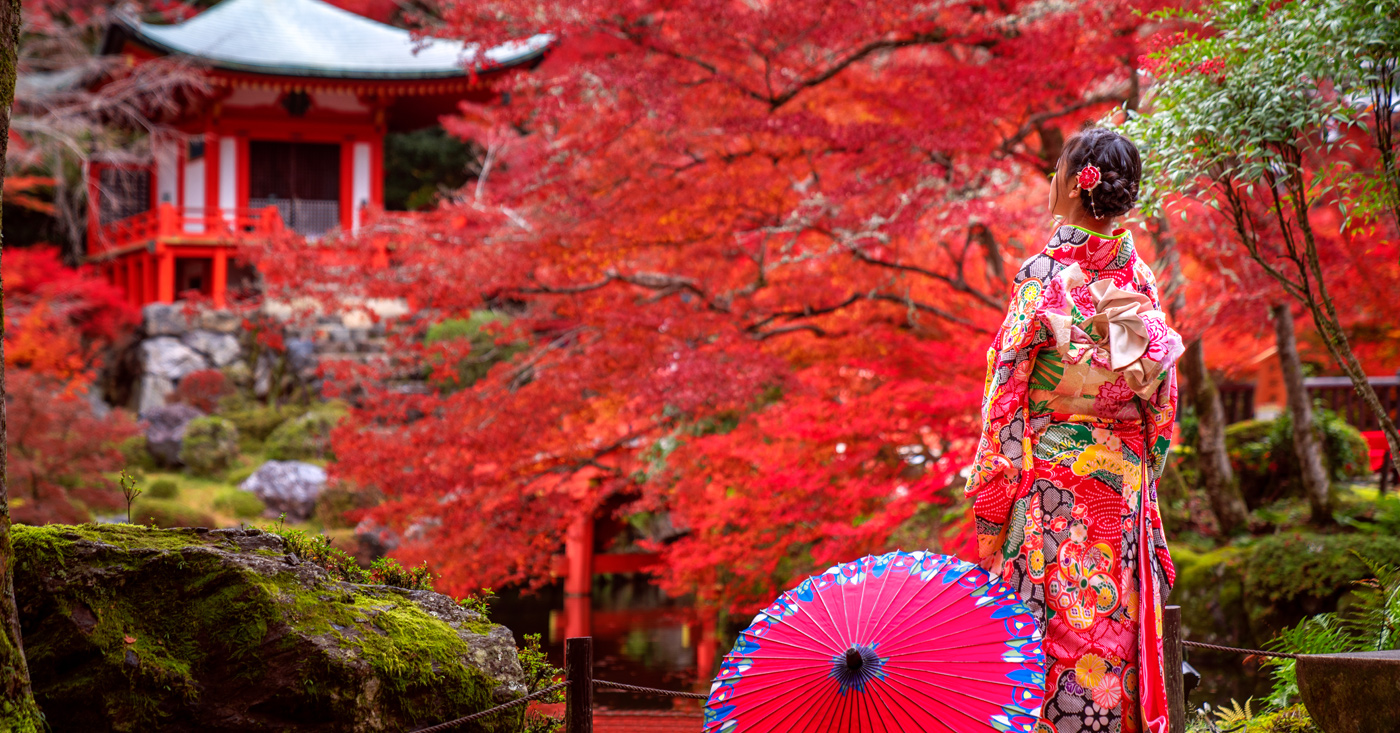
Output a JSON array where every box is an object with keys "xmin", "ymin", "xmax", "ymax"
[
  {"xmin": 256, "ymin": 0, "xmax": 1176, "ymax": 610},
  {"xmin": 4, "ymin": 246, "xmax": 138, "ymax": 524}
]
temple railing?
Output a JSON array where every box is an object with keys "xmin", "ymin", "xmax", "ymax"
[{"xmin": 93, "ymin": 203, "xmax": 287, "ymax": 256}]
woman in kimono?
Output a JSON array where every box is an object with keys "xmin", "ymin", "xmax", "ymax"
[{"xmin": 967, "ymin": 128, "xmax": 1184, "ymax": 733}]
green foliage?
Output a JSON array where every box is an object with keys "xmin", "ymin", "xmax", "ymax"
[
  {"xmin": 178, "ymin": 417, "xmax": 241, "ymax": 477},
  {"xmin": 517, "ymin": 633, "xmax": 564, "ymax": 733},
  {"xmin": 1226, "ymin": 409, "xmax": 1370, "ymax": 505},
  {"xmin": 383, "ymin": 126, "xmax": 479, "ymax": 211},
  {"xmin": 131, "ymin": 498, "xmax": 217, "ymax": 529},
  {"xmin": 313, "ymin": 484, "xmax": 383, "ymax": 529},
  {"xmin": 211, "ymin": 488, "xmax": 266, "ymax": 519},
  {"xmin": 146, "ymin": 478, "xmax": 180, "ymax": 500},
  {"xmin": 423, "ymin": 311, "xmax": 528, "ymax": 391},
  {"xmin": 267, "ymin": 526, "xmax": 371, "ymax": 585},
  {"xmin": 1263, "ymin": 556, "xmax": 1400, "ymax": 708},
  {"xmin": 1124, "ymin": 0, "xmax": 1359, "ymax": 216},
  {"xmin": 456, "ymin": 589, "xmax": 494, "ymax": 618},
  {"xmin": 221, "ymin": 403, "xmax": 305, "ymax": 444},
  {"xmin": 264, "ymin": 407, "xmax": 343, "ymax": 461},
  {"xmin": 368, "ymin": 557, "xmax": 435, "ymax": 591},
  {"xmin": 119, "ymin": 470, "xmax": 143, "ymax": 524},
  {"xmin": 120, "ymin": 434, "xmax": 157, "ymax": 472}
]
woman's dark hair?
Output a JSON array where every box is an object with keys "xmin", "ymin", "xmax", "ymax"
[{"xmin": 1062, "ymin": 127, "xmax": 1141, "ymax": 219}]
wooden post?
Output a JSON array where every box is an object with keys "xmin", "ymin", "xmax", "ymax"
[
  {"xmin": 565, "ymin": 637, "xmax": 593, "ymax": 733},
  {"xmin": 157, "ymin": 249, "xmax": 175, "ymax": 303},
  {"xmin": 1164, "ymin": 605, "xmax": 1185, "ymax": 733},
  {"xmin": 212, "ymin": 248, "xmax": 228, "ymax": 309},
  {"xmin": 565, "ymin": 514, "xmax": 594, "ymax": 597}
]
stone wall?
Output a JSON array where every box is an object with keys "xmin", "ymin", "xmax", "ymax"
[{"xmin": 119, "ymin": 303, "xmax": 393, "ymax": 415}]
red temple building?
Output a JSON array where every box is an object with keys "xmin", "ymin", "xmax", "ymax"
[{"xmin": 90, "ymin": 0, "xmax": 550, "ymax": 307}]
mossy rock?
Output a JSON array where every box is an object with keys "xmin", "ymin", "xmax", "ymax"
[
  {"xmin": 222, "ymin": 404, "xmax": 307, "ymax": 444},
  {"xmin": 12, "ymin": 524, "xmax": 526, "ymax": 732},
  {"xmin": 265, "ymin": 408, "xmax": 344, "ymax": 461},
  {"xmin": 212, "ymin": 488, "xmax": 266, "ymax": 519},
  {"xmin": 178, "ymin": 417, "xmax": 241, "ymax": 478},
  {"xmin": 130, "ymin": 498, "xmax": 217, "ymax": 529},
  {"xmin": 1172, "ymin": 532, "xmax": 1400, "ymax": 654}
]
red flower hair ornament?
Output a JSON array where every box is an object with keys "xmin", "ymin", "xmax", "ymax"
[{"xmin": 1076, "ymin": 164, "xmax": 1102, "ymax": 191}]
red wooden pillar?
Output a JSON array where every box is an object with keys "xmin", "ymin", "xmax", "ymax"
[
  {"xmin": 696, "ymin": 614, "xmax": 718, "ymax": 683},
  {"xmin": 144, "ymin": 252, "xmax": 157, "ymax": 305},
  {"xmin": 212, "ymin": 247, "xmax": 228, "ymax": 309},
  {"xmin": 157, "ymin": 248, "xmax": 176, "ymax": 303},
  {"xmin": 125, "ymin": 256, "xmax": 140, "ymax": 306},
  {"xmin": 564, "ymin": 512, "xmax": 594, "ymax": 640},
  {"xmin": 565, "ymin": 513, "xmax": 594, "ymax": 597}
]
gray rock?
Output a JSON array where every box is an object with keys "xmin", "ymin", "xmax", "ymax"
[
  {"xmin": 195, "ymin": 309, "xmax": 241, "ymax": 334},
  {"xmin": 142, "ymin": 303, "xmax": 190, "ymax": 337},
  {"xmin": 253, "ymin": 352, "xmax": 273, "ymax": 398},
  {"xmin": 286, "ymin": 338, "xmax": 317, "ymax": 376},
  {"xmin": 136, "ymin": 374, "xmax": 175, "ymax": 415},
  {"xmin": 181, "ymin": 329, "xmax": 241, "ymax": 368},
  {"xmin": 142, "ymin": 337, "xmax": 209, "ymax": 381},
  {"xmin": 223, "ymin": 360, "xmax": 253, "ymax": 390},
  {"xmin": 13, "ymin": 524, "xmax": 528, "ymax": 733},
  {"xmin": 354, "ymin": 517, "xmax": 400, "ymax": 557},
  {"xmin": 240, "ymin": 460, "xmax": 327, "ymax": 521},
  {"xmin": 143, "ymin": 403, "xmax": 206, "ymax": 466}
]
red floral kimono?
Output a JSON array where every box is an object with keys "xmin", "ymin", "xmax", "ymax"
[{"xmin": 967, "ymin": 225, "xmax": 1184, "ymax": 733}]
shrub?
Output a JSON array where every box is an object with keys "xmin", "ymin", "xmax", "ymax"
[
  {"xmin": 119, "ymin": 435, "xmax": 158, "ymax": 472},
  {"xmin": 313, "ymin": 484, "xmax": 384, "ymax": 529},
  {"xmin": 225, "ymin": 462, "xmax": 258, "ymax": 486},
  {"xmin": 222, "ymin": 404, "xmax": 305, "ymax": 444},
  {"xmin": 212, "ymin": 488, "xmax": 266, "ymax": 519},
  {"xmin": 172, "ymin": 369, "xmax": 232, "ymax": 413},
  {"xmin": 265, "ymin": 408, "xmax": 343, "ymax": 461},
  {"xmin": 179, "ymin": 417, "xmax": 241, "ymax": 477},
  {"xmin": 1226, "ymin": 408, "xmax": 1372, "ymax": 506},
  {"xmin": 146, "ymin": 479, "xmax": 180, "ymax": 500},
  {"xmin": 423, "ymin": 311, "xmax": 528, "ymax": 391},
  {"xmin": 131, "ymin": 498, "xmax": 217, "ymax": 529},
  {"xmin": 368, "ymin": 556, "xmax": 435, "ymax": 590}
]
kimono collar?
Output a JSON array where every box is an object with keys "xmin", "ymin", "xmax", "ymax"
[{"xmin": 1046, "ymin": 224, "xmax": 1136, "ymax": 273}]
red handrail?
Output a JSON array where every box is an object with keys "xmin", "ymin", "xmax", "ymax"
[{"xmin": 96, "ymin": 203, "xmax": 286, "ymax": 252}]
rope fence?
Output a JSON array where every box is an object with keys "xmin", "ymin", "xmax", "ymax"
[
  {"xmin": 409, "ymin": 681, "xmax": 567, "ymax": 733},
  {"xmin": 1182, "ymin": 639, "xmax": 1299, "ymax": 660},
  {"xmin": 594, "ymin": 679, "xmax": 711, "ymax": 700},
  {"xmin": 413, "ymin": 614, "xmax": 1306, "ymax": 733}
]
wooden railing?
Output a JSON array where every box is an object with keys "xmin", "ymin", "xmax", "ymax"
[
  {"xmin": 1306, "ymin": 376, "xmax": 1400, "ymax": 432},
  {"xmin": 94, "ymin": 203, "xmax": 286, "ymax": 255}
]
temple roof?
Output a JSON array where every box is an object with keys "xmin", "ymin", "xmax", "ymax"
[{"xmin": 109, "ymin": 0, "xmax": 551, "ymax": 80}]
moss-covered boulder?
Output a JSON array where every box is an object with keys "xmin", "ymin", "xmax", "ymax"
[
  {"xmin": 1171, "ymin": 533, "xmax": 1400, "ymax": 652},
  {"xmin": 13, "ymin": 524, "xmax": 527, "ymax": 732},
  {"xmin": 178, "ymin": 416, "xmax": 241, "ymax": 477},
  {"xmin": 265, "ymin": 407, "xmax": 344, "ymax": 461}
]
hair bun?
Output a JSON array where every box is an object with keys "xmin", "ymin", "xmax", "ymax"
[{"xmin": 1064, "ymin": 128, "xmax": 1142, "ymax": 219}]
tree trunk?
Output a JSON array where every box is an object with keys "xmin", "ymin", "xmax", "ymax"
[
  {"xmin": 0, "ymin": 0, "xmax": 44, "ymax": 727},
  {"xmin": 1180, "ymin": 338, "xmax": 1249, "ymax": 533},
  {"xmin": 1271, "ymin": 303, "xmax": 1332, "ymax": 525}
]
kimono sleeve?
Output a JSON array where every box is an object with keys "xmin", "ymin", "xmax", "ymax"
[{"xmin": 965, "ymin": 256, "xmax": 1057, "ymax": 507}]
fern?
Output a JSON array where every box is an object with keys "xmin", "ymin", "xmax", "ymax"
[
  {"xmin": 1213, "ymin": 699, "xmax": 1253, "ymax": 733},
  {"xmin": 1263, "ymin": 555, "xmax": 1400, "ymax": 708}
]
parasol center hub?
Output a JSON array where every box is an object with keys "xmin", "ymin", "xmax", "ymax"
[{"xmin": 845, "ymin": 648, "xmax": 863, "ymax": 672}]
